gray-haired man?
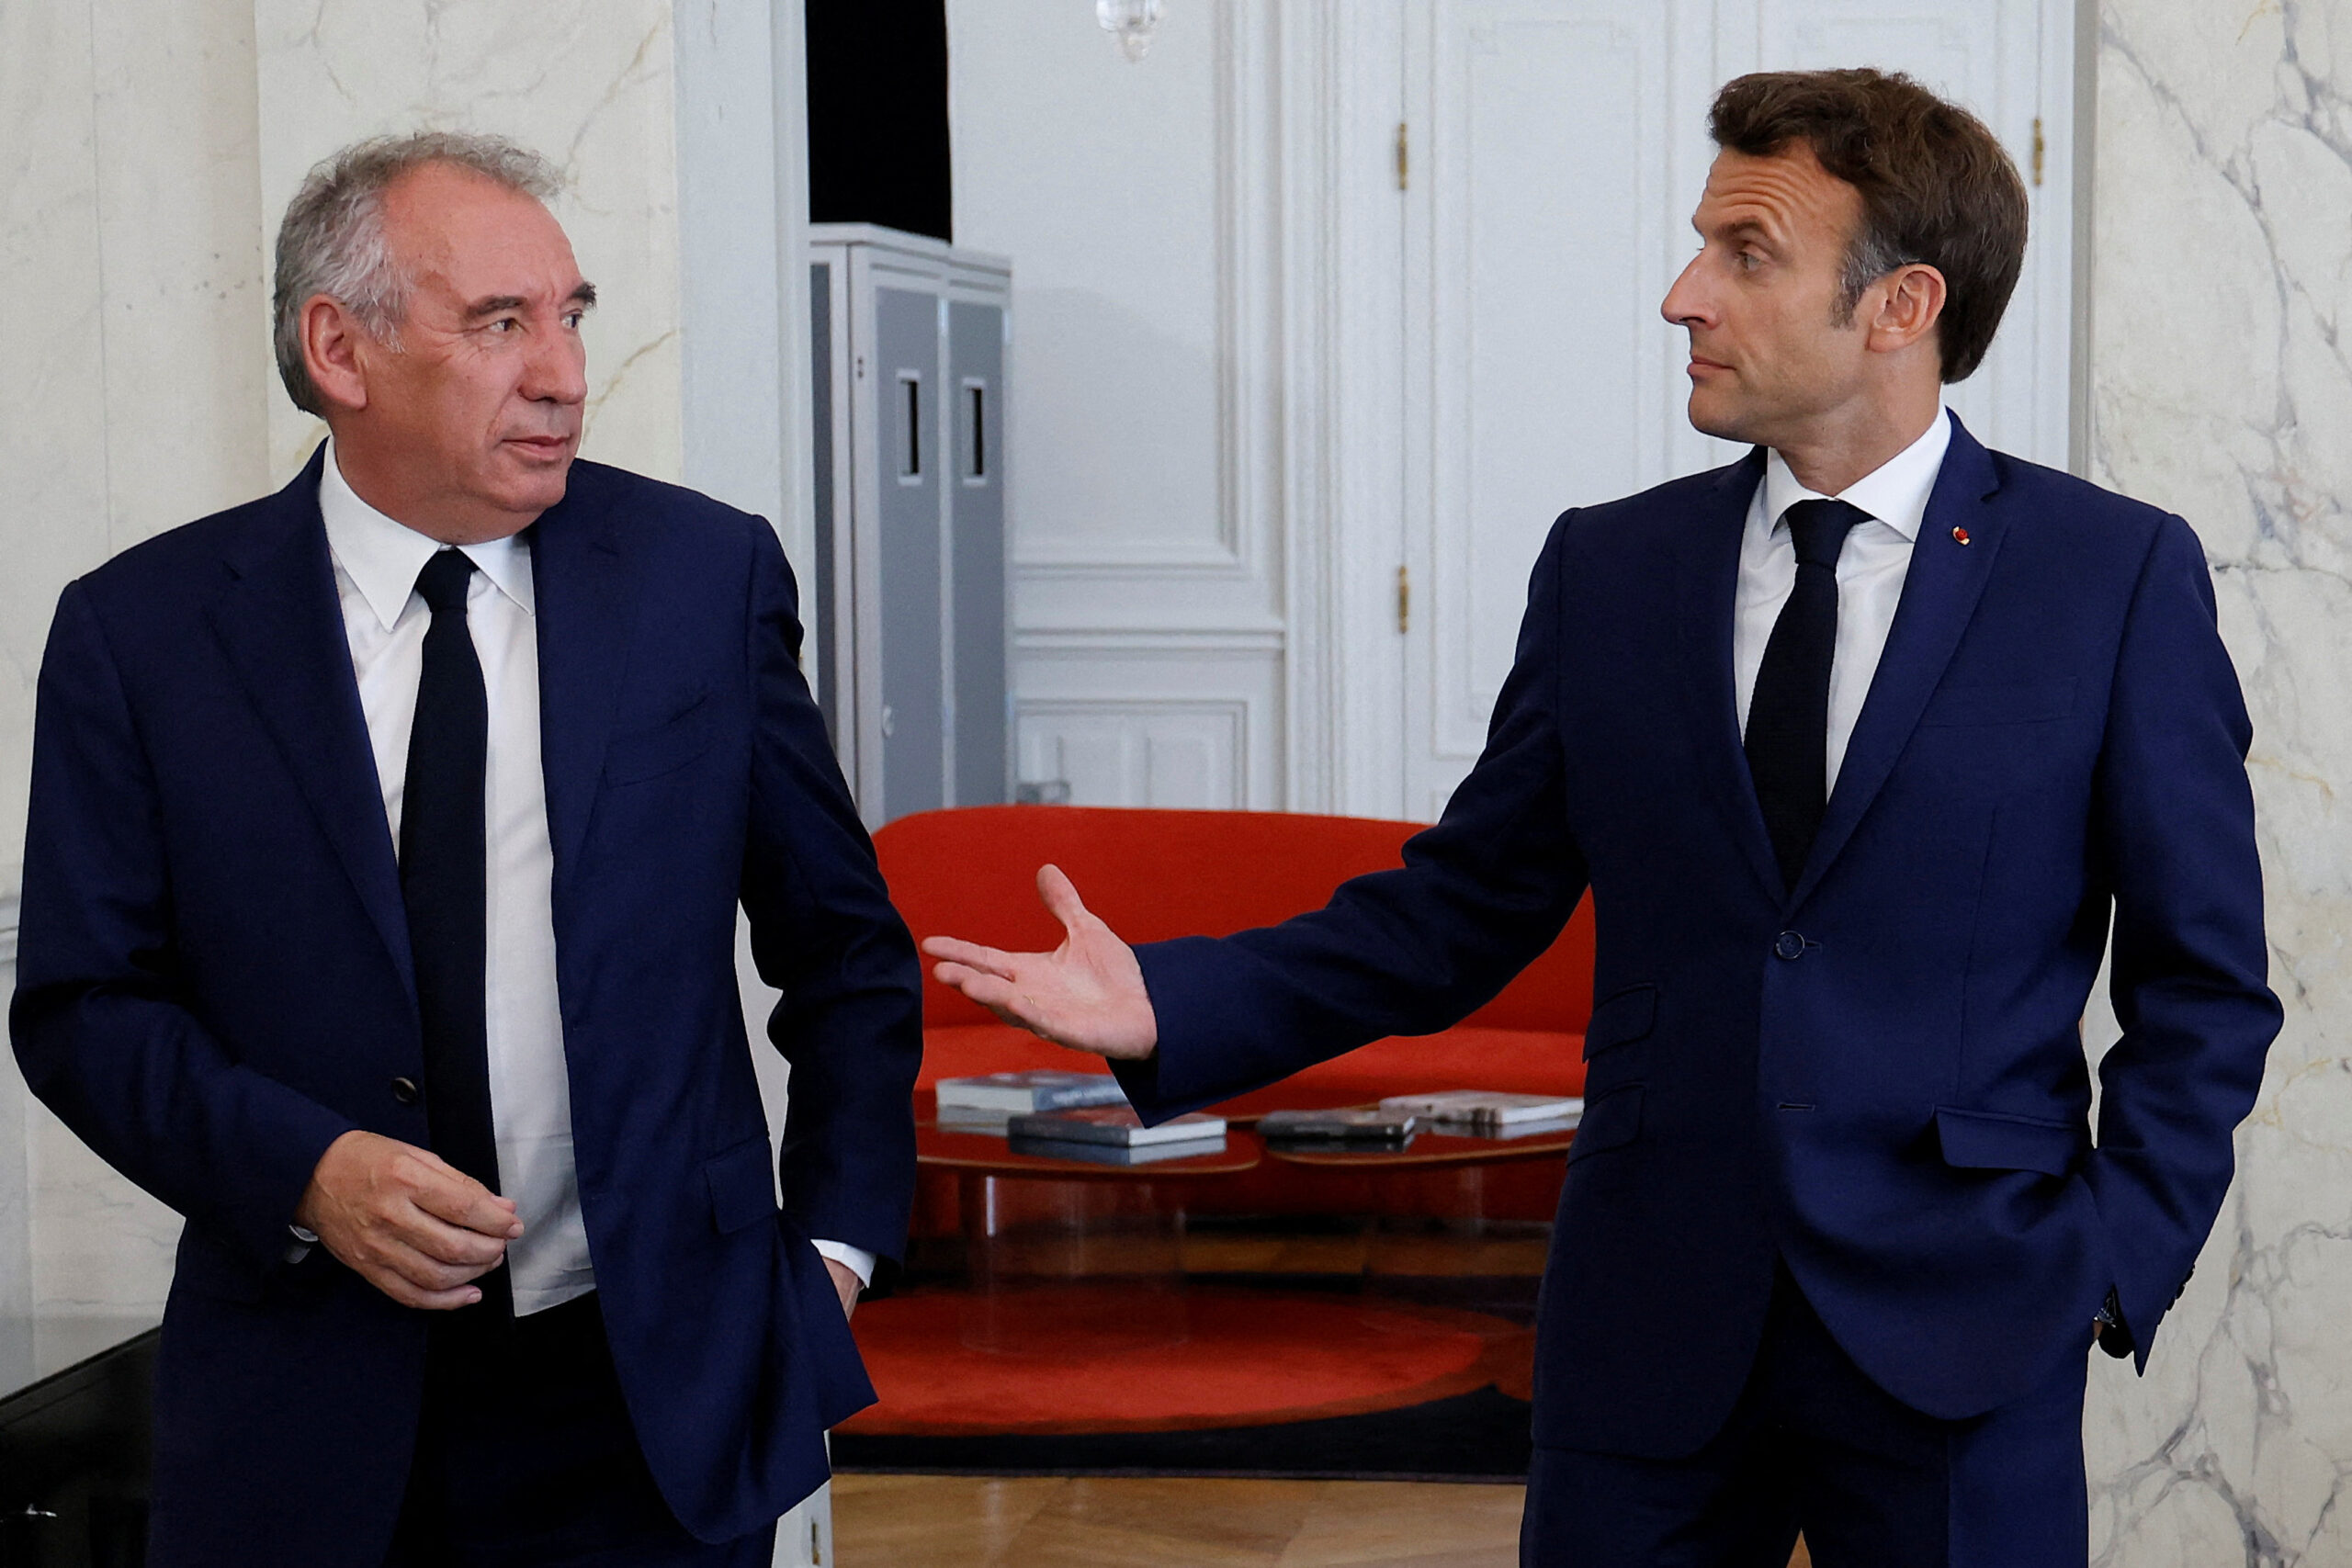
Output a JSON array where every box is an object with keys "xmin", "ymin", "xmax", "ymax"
[{"xmin": 12, "ymin": 132, "xmax": 921, "ymax": 1565}]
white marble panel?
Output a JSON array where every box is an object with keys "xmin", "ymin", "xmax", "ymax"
[
  {"xmin": 88, "ymin": 0, "xmax": 274, "ymax": 545},
  {"xmin": 28, "ymin": 1105, "xmax": 180, "ymax": 1317},
  {"xmin": 251, "ymin": 0, "xmax": 685, "ymax": 486},
  {"xmin": 0, "ymin": 0, "xmax": 110, "ymax": 882},
  {"xmin": 2084, "ymin": 2, "xmax": 2352, "ymax": 1563},
  {"xmin": 2, "ymin": 0, "xmax": 280, "ymax": 1326},
  {"xmin": 0, "ymin": 913, "xmax": 28, "ymax": 1325}
]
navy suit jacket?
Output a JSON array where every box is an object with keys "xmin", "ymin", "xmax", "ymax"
[
  {"xmin": 10, "ymin": 451, "xmax": 922, "ymax": 1563},
  {"xmin": 1119, "ymin": 419, "xmax": 2280, "ymax": 1458}
]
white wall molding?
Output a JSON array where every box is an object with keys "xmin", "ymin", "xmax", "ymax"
[
  {"xmin": 967, "ymin": 0, "xmax": 1299, "ymax": 792},
  {"xmin": 1014, "ymin": 637, "xmax": 1283, "ymax": 808}
]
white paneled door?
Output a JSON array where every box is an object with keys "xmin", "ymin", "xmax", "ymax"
[{"xmin": 1392, "ymin": 0, "xmax": 2075, "ymax": 819}]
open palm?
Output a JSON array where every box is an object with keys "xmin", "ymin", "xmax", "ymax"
[{"xmin": 920, "ymin": 864, "xmax": 1159, "ymax": 1060}]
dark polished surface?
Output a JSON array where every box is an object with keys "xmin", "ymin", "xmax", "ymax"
[
  {"xmin": 0, "ymin": 1315, "xmax": 160, "ymax": 1406},
  {"xmin": 0, "ymin": 1316, "xmax": 159, "ymax": 1567}
]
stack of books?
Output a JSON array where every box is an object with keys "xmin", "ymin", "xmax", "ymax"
[
  {"xmin": 1375, "ymin": 1089, "xmax": 1583, "ymax": 1137},
  {"xmin": 1005, "ymin": 1106, "xmax": 1227, "ymax": 1166},
  {"xmin": 933, "ymin": 1069, "xmax": 1128, "ymax": 1128}
]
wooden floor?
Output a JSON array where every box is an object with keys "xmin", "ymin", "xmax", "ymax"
[{"xmin": 831, "ymin": 1475, "xmax": 1813, "ymax": 1566}]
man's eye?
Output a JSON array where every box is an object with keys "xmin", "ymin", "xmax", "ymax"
[
  {"xmin": 563, "ymin": 311, "xmax": 585, "ymax": 330},
  {"xmin": 489, "ymin": 318, "xmax": 519, "ymax": 333}
]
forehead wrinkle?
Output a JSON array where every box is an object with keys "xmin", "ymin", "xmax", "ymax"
[{"xmin": 1702, "ymin": 149, "xmax": 1860, "ymax": 259}]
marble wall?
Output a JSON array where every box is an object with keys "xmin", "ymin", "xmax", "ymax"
[
  {"xmin": 2082, "ymin": 1, "xmax": 2352, "ymax": 1563},
  {"xmin": 252, "ymin": 0, "xmax": 687, "ymax": 489},
  {"xmin": 0, "ymin": 0, "xmax": 275, "ymax": 1320}
]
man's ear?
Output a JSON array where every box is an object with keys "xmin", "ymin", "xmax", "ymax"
[
  {"xmin": 1866, "ymin": 263, "xmax": 1947, "ymax": 359},
  {"xmin": 301, "ymin": 295, "xmax": 372, "ymax": 414}
]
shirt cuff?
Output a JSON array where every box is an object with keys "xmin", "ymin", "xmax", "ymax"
[{"xmin": 811, "ymin": 1239, "xmax": 875, "ymax": 1289}]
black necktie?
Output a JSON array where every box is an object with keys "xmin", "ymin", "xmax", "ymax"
[
  {"xmin": 401, "ymin": 549, "xmax": 508, "ymax": 1316},
  {"xmin": 1745, "ymin": 498, "xmax": 1866, "ymax": 892}
]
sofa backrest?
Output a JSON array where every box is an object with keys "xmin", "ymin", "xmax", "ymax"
[{"xmin": 873, "ymin": 805, "xmax": 1595, "ymax": 1033}]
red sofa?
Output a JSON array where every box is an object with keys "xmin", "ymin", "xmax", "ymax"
[{"xmin": 873, "ymin": 806, "xmax": 1597, "ymax": 1232}]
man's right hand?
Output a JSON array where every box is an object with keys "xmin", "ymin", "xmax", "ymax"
[
  {"xmin": 294, "ymin": 1130, "xmax": 523, "ymax": 1310},
  {"xmin": 921, "ymin": 864, "xmax": 1160, "ymax": 1060}
]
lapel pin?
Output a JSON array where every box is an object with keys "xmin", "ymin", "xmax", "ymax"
[{"xmin": 1951, "ymin": 525, "xmax": 1972, "ymax": 546}]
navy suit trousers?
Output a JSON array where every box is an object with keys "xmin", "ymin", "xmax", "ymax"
[
  {"xmin": 388, "ymin": 1293, "xmax": 777, "ymax": 1568},
  {"xmin": 1520, "ymin": 1267, "xmax": 2087, "ymax": 1568}
]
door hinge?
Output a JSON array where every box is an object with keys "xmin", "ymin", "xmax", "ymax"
[
  {"xmin": 2030, "ymin": 117, "xmax": 2045, "ymax": 187},
  {"xmin": 1396, "ymin": 121, "xmax": 1409, "ymax": 191},
  {"xmin": 1396, "ymin": 564, "xmax": 1410, "ymax": 634}
]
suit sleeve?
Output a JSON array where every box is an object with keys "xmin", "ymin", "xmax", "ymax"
[
  {"xmin": 1118, "ymin": 513, "xmax": 1591, "ymax": 1120},
  {"xmin": 735, "ymin": 521, "xmax": 923, "ymax": 1266},
  {"xmin": 9, "ymin": 581, "xmax": 357, "ymax": 1272},
  {"xmin": 2084, "ymin": 513, "xmax": 2283, "ymax": 1367}
]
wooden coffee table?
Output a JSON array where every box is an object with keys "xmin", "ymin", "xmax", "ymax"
[{"xmin": 916, "ymin": 1094, "xmax": 1263, "ymax": 1352}]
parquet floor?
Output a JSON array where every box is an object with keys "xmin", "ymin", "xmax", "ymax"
[{"xmin": 831, "ymin": 1475, "xmax": 1814, "ymax": 1566}]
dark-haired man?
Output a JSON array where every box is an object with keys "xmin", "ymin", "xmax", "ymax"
[
  {"xmin": 13, "ymin": 132, "xmax": 920, "ymax": 1565},
  {"xmin": 922, "ymin": 70, "xmax": 2279, "ymax": 1565}
]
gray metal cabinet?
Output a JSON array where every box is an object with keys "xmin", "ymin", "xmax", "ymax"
[{"xmin": 808, "ymin": 224, "xmax": 1012, "ymax": 827}]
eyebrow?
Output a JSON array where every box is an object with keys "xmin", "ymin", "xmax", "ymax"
[
  {"xmin": 1693, "ymin": 216, "xmax": 1780, "ymax": 251},
  {"xmin": 461, "ymin": 282, "xmax": 598, "ymax": 319}
]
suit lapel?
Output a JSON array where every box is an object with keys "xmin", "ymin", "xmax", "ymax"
[
  {"xmin": 1788, "ymin": 418, "xmax": 2007, "ymax": 908},
  {"xmin": 531, "ymin": 467, "xmax": 635, "ymax": 886},
  {"xmin": 208, "ymin": 448, "xmax": 415, "ymax": 998},
  {"xmin": 1676, "ymin": 448, "xmax": 1786, "ymax": 904}
]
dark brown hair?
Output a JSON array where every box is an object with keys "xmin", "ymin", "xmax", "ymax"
[{"xmin": 1708, "ymin": 69, "xmax": 2027, "ymax": 383}]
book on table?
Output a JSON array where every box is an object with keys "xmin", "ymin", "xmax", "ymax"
[
  {"xmin": 933, "ymin": 1069, "xmax": 1129, "ymax": 1115},
  {"xmin": 1255, "ymin": 1108, "xmax": 1419, "ymax": 1144},
  {"xmin": 1375, "ymin": 1089, "xmax": 1584, "ymax": 1133},
  {"xmin": 1004, "ymin": 1106, "xmax": 1227, "ymax": 1146},
  {"xmin": 1004, "ymin": 1134, "xmax": 1229, "ymax": 1167}
]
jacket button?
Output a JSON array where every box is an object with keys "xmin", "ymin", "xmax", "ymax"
[
  {"xmin": 1773, "ymin": 931, "xmax": 1806, "ymax": 961},
  {"xmin": 390, "ymin": 1077, "xmax": 421, "ymax": 1106}
]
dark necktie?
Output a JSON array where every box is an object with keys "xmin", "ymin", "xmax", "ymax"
[
  {"xmin": 1745, "ymin": 498, "xmax": 1867, "ymax": 892},
  {"xmin": 401, "ymin": 549, "xmax": 509, "ymax": 1317}
]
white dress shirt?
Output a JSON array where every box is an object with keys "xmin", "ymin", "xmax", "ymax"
[
  {"xmin": 318, "ymin": 445, "xmax": 871, "ymax": 1313},
  {"xmin": 1732, "ymin": 408, "xmax": 1954, "ymax": 790}
]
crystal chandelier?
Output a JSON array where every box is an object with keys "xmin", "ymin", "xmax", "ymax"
[{"xmin": 1097, "ymin": 0, "xmax": 1163, "ymax": 62}]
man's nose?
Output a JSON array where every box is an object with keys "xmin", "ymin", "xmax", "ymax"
[
  {"xmin": 524, "ymin": 329, "xmax": 589, "ymax": 406},
  {"xmin": 1660, "ymin": 254, "xmax": 1711, "ymax": 329}
]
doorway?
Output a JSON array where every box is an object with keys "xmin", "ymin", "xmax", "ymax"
[{"xmin": 1380, "ymin": 0, "xmax": 2078, "ymax": 818}]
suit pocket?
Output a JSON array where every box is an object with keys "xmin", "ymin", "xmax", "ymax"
[
  {"xmin": 705, "ymin": 1134, "xmax": 779, "ymax": 1234},
  {"xmin": 605, "ymin": 693, "xmax": 715, "ymax": 784},
  {"xmin": 1581, "ymin": 984, "xmax": 1657, "ymax": 1063},
  {"xmin": 1566, "ymin": 1085, "xmax": 1643, "ymax": 1164},
  {"xmin": 1918, "ymin": 679, "xmax": 2076, "ymax": 728},
  {"xmin": 1934, "ymin": 1105, "xmax": 2086, "ymax": 1178}
]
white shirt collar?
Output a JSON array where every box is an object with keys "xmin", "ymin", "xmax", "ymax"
[
  {"xmin": 317, "ymin": 438, "xmax": 536, "ymax": 632},
  {"xmin": 1759, "ymin": 407, "xmax": 1953, "ymax": 545}
]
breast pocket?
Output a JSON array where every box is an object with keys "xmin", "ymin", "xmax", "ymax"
[
  {"xmin": 1918, "ymin": 679, "xmax": 2076, "ymax": 728},
  {"xmin": 605, "ymin": 692, "xmax": 715, "ymax": 785}
]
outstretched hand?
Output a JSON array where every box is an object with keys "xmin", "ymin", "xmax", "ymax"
[{"xmin": 920, "ymin": 864, "xmax": 1159, "ymax": 1060}]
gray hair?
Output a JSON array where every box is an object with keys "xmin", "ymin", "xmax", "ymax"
[{"xmin": 270, "ymin": 130, "xmax": 564, "ymax": 415}]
